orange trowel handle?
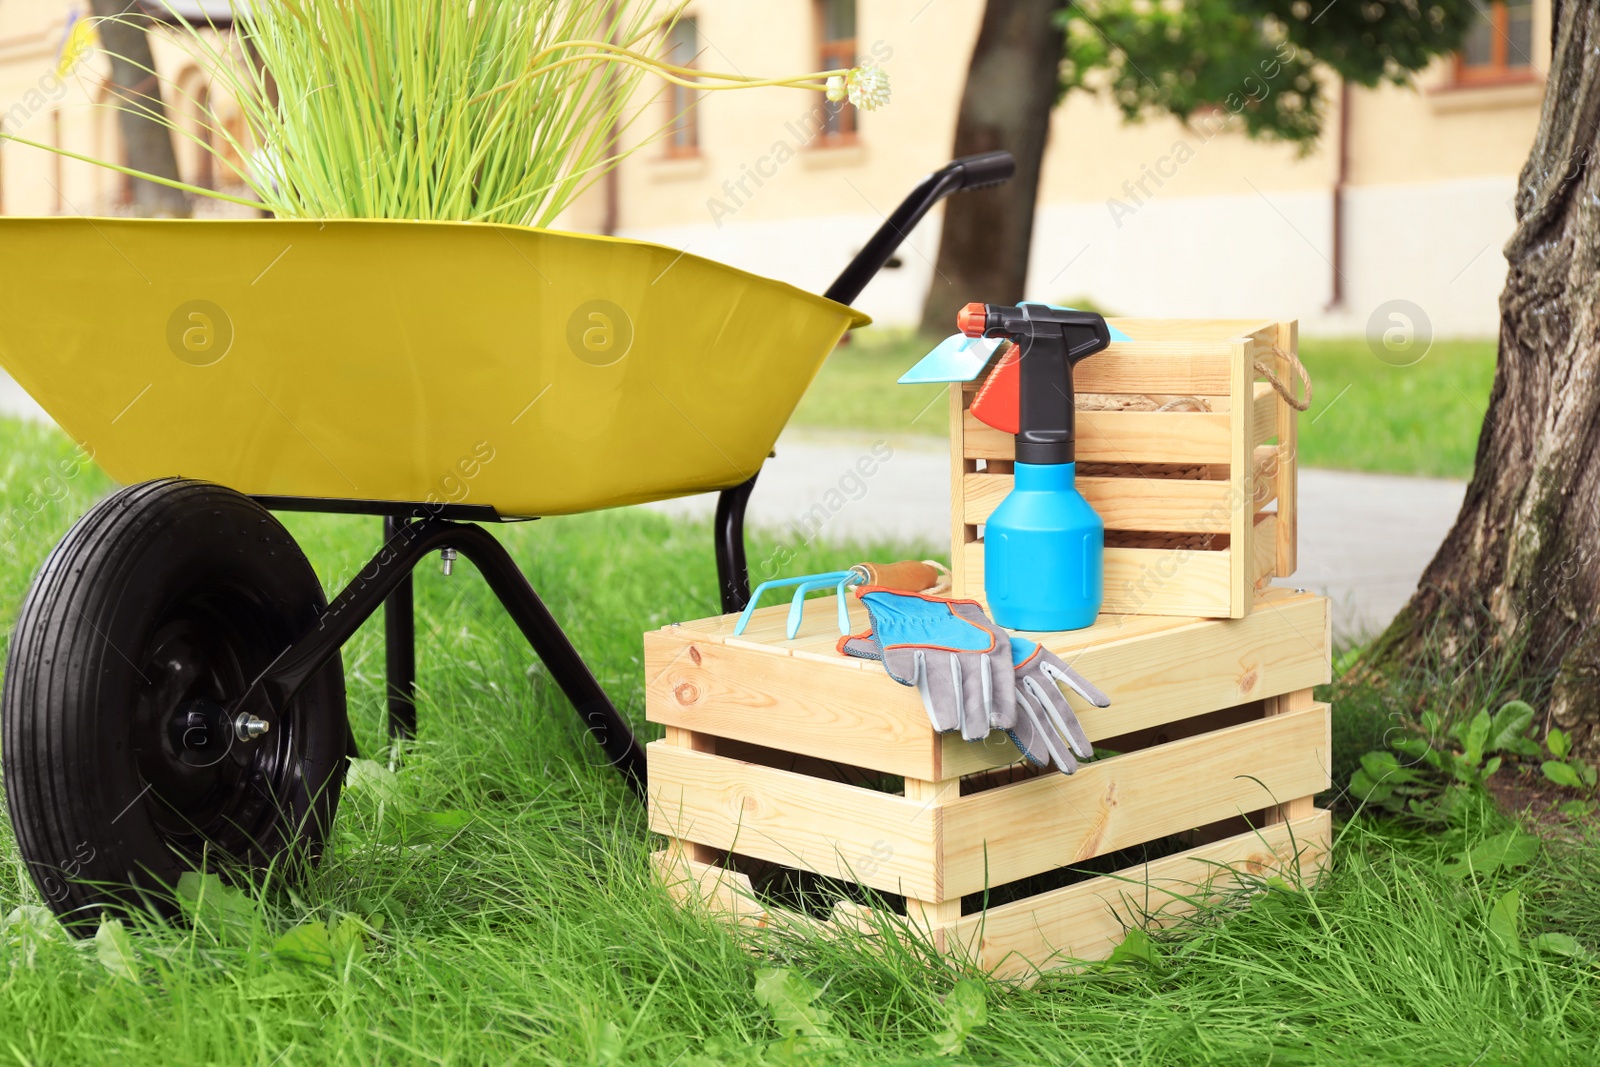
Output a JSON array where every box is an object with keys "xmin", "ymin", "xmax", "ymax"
[{"xmin": 855, "ymin": 560, "xmax": 947, "ymax": 594}]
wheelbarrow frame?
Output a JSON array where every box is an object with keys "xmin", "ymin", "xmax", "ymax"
[{"xmin": 232, "ymin": 153, "xmax": 1017, "ymax": 799}]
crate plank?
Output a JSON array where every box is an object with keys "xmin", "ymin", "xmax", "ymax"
[
  {"xmin": 646, "ymin": 625, "xmax": 945, "ymax": 780},
  {"xmin": 962, "ymin": 445, "xmax": 1278, "ymax": 531},
  {"xmin": 1253, "ymin": 513, "xmax": 1279, "ymax": 586},
  {"xmin": 939, "ymin": 704, "xmax": 1331, "ymax": 896},
  {"xmin": 647, "ymin": 742, "xmax": 942, "ymax": 900},
  {"xmin": 649, "ymin": 592, "xmax": 1330, "ymax": 781},
  {"xmin": 1073, "ymin": 346, "xmax": 1234, "ymax": 395},
  {"xmin": 963, "ymin": 541, "xmax": 1238, "ymax": 619},
  {"xmin": 1231, "ymin": 342, "xmax": 1254, "ymax": 618},
  {"xmin": 942, "ymin": 810, "xmax": 1330, "ymax": 977},
  {"xmin": 1252, "ymin": 381, "xmax": 1279, "ymax": 447},
  {"xmin": 949, "ymin": 384, "xmax": 975, "ymax": 602},
  {"xmin": 1275, "ymin": 321, "xmax": 1300, "ymax": 576},
  {"xmin": 965, "ymin": 409, "xmax": 1234, "ymax": 465},
  {"xmin": 652, "ymin": 813, "xmax": 1330, "ymax": 977},
  {"xmin": 962, "ymin": 472, "xmax": 1232, "ymax": 532}
]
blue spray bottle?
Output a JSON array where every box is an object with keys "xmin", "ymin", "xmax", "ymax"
[{"xmin": 959, "ymin": 303, "xmax": 1112, "ymax": 632}]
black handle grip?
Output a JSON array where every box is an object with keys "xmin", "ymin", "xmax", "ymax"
[
  {"xmin": 823, "ymin": 153, "xmax": 1018, "ymax": 306},
  {"xmin": 954, "ymin": 151, "xmax": 1015, "ymax": 192}
]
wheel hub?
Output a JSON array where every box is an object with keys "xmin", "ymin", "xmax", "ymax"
[{"xmin": 166, "ymin": 699, "xmax": 270, "ymax": 765}]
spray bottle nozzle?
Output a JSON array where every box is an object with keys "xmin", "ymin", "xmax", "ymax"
[{"xmin": 960, "ymin": 303, "xmax": 1112, "ymax": 465}]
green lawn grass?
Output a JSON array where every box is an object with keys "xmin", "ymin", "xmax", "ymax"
[
  {"xmin": 1, "ymin": 416, "xmax": 1596, "ymax": 1066},
  {"xmin": 791, "ymin": 331, "xmax": 1497, "ymax": 480}
]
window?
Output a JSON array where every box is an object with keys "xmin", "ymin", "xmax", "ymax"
[
  {"xmin": 817, "ymin": 0, "xmax": 856, "ymax": 143},
  {"xmin": 1456, "ymin": 1, "xmax": 1535, "ymax": 85},
  {"xmin": 664, "ymin": 17, "xmax": 699, "ymax": 157}
]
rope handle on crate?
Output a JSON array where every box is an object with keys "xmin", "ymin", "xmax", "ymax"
[{"xmin": 1254, "ymin": 345, "xmax": 1313, "ymax": 412}]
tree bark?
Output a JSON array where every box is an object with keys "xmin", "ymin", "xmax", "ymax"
[
  {"xmin": 90, "ymin": 0, "xmax": 190, "ymax": 217},
  {"xmin": 1370, "ymin": 1, "xmax": 1600, "ymax": 757},
  {"xmin": 916, "ymin": 0, "xmax": 1065, "ymax": 338}
]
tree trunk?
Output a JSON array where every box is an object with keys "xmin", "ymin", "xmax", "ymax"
[
  {"xmin": 90, "ymin": 0, "xmax": 190, "ymax": 218},
  {"xmin": 1370, "ymin": 0, "xmax": 1600, "ymax": 757},
  {"xmin": 916, "ymin": 0, "xmax": 1065, "ymax": 338}
]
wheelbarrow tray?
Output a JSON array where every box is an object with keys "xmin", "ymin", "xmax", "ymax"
[{"xmin": 0, "ymin": 218, "xmax": 866, "ymax": 517}]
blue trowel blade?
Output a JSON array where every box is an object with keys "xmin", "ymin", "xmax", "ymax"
[{"xmin": 898, "ymin": 334, "xmax": 1003, "ymax": 385}]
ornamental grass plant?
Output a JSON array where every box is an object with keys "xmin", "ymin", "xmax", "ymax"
[{"xmin": 5, "ymin": 0, "xmax": 890, "ymax": 224}]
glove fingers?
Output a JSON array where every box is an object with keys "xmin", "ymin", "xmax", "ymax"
[
  {"xmin": 913, "ymin": 651, "xmax": 963, "ymax": 734},
  {"xmin": 1015, "ymin": 683, "xmax": 1078, "ymax": 773},
  {"xmin": 1005, "ymin": 695, "xmax": 1051, "ymax": 768},
  {"xmin": 954, "ymin": 655, "xmax": 993, "ymax": 742},
  {"xmin": 1043, "ymin": 658, "xmax": 1111, "ymax": 709},
  {"xmin": 1025, "ymin": 674, "xmax": 1094, "ymax": 761},
  {"xmin": 985, "ymin": 646, "xmax": 1019, "ymax": 731}
]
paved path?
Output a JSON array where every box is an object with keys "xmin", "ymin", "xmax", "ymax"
[{"xmin": 1, "ymin": 373, "xmax": 1464, "ymax": 642}]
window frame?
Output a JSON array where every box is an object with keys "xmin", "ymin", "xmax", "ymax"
[
  {"xmin": 1453, "ymin": 0, "xmax": 1538, "ymax": 88},
  {"xmin": 663, "ymin": 16, "xmax": 701, "ymax": 159},
  {"xmin": 814, "ymin": 0, "xmax": 858, "ymax": 146}
]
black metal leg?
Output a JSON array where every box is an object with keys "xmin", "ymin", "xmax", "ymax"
[
  {"xmin": 715, "ymin": 474, "xmax": 759, "ymax": 615},
  {"xmin": 383, "ymin": 516, "xmax": 418, "ymax": 740},
  {"xmin": 235, "ymin": 517, "xmax": 646, "ymax": 796}
]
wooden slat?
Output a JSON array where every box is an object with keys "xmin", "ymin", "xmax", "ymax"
[
  {"xmin": 645, "ymin": 624, "xmax": 944, "ymax": 780},
  {"xmin": 964, "ymin": 541, "xmax": 1238, "ymax": 619},
  {"xmin": 941, "ymin": 810, "xmax": 1331, "ymax": 977},
  {"xmin": 938, "ymin": 704, "xmax": 1332, "ymax": 897},
  {"xmin": 1253, "ymin": 512, "xmax": 1278, "ymax": 586},
  {"xmin": 662, "ymin": 727, "xmax": 720, "ymax": 865},
  {"xmin": 656, "ymin": 812, "xmax": 1330, "ymax": 977},
  {"xmin": 965, "ymin": 409, "xmax": 1234, "ymax": 465},
  {"xmin": 961, "ymin": 447, "xmax": 1279, "ymax": 531},
  {"xmin": 949, "ymin": 384, "xmax": 974, "ymax": 599},
  {"xmin": 1264, "ymin": 689, "xmax": 1321, "ymax": 824},
  {"xmin": 1275, "ymin": 321, "xmax": 1299, "ymax": 577},
  {"xmin": 1252, "ymin": 445, "xmax": 1281, "ymax": 511},
  {"xmin": 1073, "ymin": 346, "xmax": 1233, "ymax": 395},
  {"xmin": 652, "ymin": 850, "xmax": 767, "ymax": 928},
  {"xmin": 1231, "ymin": 343, "xmax": 1253, "ymax": 618},
  {"xmin": 647, "ymin": 591, "xmax": 1332, "ymax": 781},
  {"xmin": 647, "ymin": 742, "xmax": 942, "ymax": 900},
  {"xmin": 962, "ymin": 472, "xmax": 1232, "ymax": 532},
  {"xmin": 1252, "ymin": 381, "xmax": 1278, "ymax": 447},
  {"xmin": 653, "ymin": 851, "xmax": 882, "ymax": 937}
]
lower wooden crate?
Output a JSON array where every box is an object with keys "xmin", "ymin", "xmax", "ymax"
[
  {"xmin": 645, "ymin": 589, "xmax": 1333, "ymax": 975},
  {"xmin": 654, "ymin": 809, "xmax": 1331, "ymax": 979}
]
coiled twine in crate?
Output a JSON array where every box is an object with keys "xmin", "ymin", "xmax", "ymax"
[{"xmin": 1077, "ymin": 394, "xmax": 1221, "ymax": 552}]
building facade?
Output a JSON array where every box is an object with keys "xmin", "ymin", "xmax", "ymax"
[{"xmin": 0, "ymin": 1, "xmax": 1549, "ymax": 337}]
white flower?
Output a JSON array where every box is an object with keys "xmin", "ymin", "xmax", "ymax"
[
  {"xmin": 846, "ymin": 66, "xmax": 890, "ymax": 111},
  {"xmin": 825, "ymin": 75, "xmax": 847, "ymax": 103}
]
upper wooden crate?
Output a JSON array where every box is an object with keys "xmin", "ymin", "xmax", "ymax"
[{"xmin": 949, "ymin": 318, "xmax": 1300, "ymax": 619}]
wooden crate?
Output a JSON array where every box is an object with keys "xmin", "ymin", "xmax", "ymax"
[
  {"xmin": 950, "ymin": 318, "xmax": 1300, "ymax": 619},
  {"xmin": 645, "ymin": 587, "xmax": 1333, "ymax": 977}
]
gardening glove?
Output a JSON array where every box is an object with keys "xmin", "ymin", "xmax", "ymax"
[
  {"xmin": 837, "ymin": 588, "xmax": 1016, "ymax": 741},
  {"xmin": 1007, "ymin": 636, "xmax": 1107, "ymax": 775}
]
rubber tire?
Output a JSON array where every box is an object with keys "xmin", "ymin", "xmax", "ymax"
[{"xmin": 2, "ymin": 479, "xmax": 348, "ymax": 928}]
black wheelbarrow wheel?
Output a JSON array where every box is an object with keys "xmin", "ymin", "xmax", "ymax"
[{"xmin": 2, "ymin": 479, "xmax": 349, "ymax": 927}]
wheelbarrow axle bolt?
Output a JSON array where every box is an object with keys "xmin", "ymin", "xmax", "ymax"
[
  {"xmin": 169, "ymin": 700, "xmax": 268, "ymax": 753},
  {"xmin": 235, "ymin": 714, "xmax": 270, "ymax": 741}
]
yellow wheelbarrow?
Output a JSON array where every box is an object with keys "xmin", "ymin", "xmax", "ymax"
[{"xmin": 0, "ymin": 153, "xmax": 1016, "ymax": 925}]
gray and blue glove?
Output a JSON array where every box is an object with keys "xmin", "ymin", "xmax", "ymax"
[
  {"xmin": 1007, "ymin": 636, "xmax": 1107, "ymax": 774},
  {"xmin": 838, "ymin": 587, "xmax": 1015, "ymax": 742},
  {"xmin": 838, "ymin": 589, "xmax": 1109, "ymax": 773}
]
